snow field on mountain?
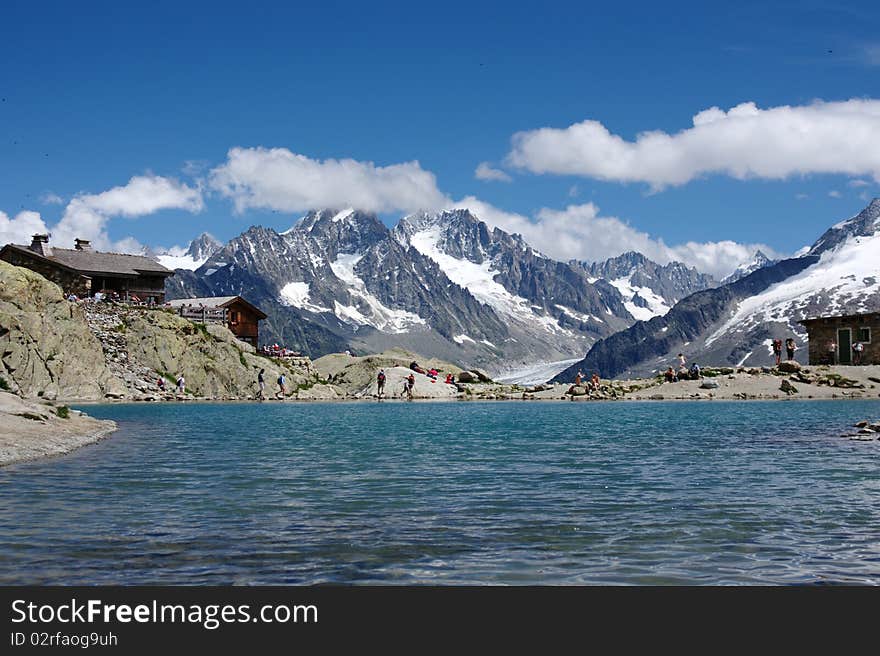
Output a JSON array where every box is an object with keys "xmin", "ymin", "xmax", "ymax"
[
  {"xmin": 705, "ymin": 232, "xmax": 880, "ymax": 346},
  {"xmin": 608, "ymin": 275, "xmax": 672, "ymax": 321},
  {"xmin": 279, "ymin": 281, "xmax": 331, "ymax": 313},
  {"xmin": 409, "ymin": 227, "xmax": 567, "ymax": 334},
  {"xmin": 329, "ymin": 253, "xmax": 425, "ymax": 333},
  {"xmin": 156, "ymin": 252, "xmax": 208, "ymax": 271}
]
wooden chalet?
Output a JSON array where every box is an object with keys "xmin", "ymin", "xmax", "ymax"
[{"xmin": 167, "ymin": 296, "xmax": 267, "ymax": 346}]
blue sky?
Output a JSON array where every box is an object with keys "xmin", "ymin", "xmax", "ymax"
[{"xmin": 1, "ymin": 0, "xmax": 879, "ymax": 276}]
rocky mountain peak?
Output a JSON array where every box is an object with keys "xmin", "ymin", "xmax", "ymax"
[
  {"xmin": 721, "ymin": 249, "xmax": 775, "ymax": 284},
  {"xmin": 287, "ymin": 209, "xmax": 388, "ymax": 259},
  {"xmin": 809, "ymin": 197, "xmax": 880, "ymax": 256},
  {"xmin": 187, "ymin": 232, "xmax": 222, "ymax": 262}
]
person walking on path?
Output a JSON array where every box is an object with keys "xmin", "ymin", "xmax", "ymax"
[
  {"xmin": 377, "ymin": 369, "xmax": 386, "ymax": 398},
  {"xmin": 785, "ymin": 338, "xmax": 797, "ymax": 361},
  {"xmin": 407, "ymin": 373, "xmax": 415, "ymax": 400},
  {"xmin": 772, "ymin": 339, "xmax": 782, "ymax": 366},
  {"xmin": 276, "ymin": 372, "xmax": 286, "ymax": 399},
  {"xmin": 257, "ymin": 368, "xmax": 266, "ymax": 400}
]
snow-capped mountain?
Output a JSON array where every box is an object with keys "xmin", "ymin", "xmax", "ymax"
[
  {"xmin": 553, "ymin": 199, "xmax": 880, "ymax": 381},
  {"xmin": 721, "ymin": 250, "xmax": 775, "ymax": 284},
  {"xmin": 573, "ymin": 252, "xmax": 716, "ymax": 321},
  {"xmin": 155, "ymin": 233, "xmax": 223, "ymax": 271},
  {"xmin": 166, "ymin": 207, "xmax": 681, "ymax": 370}
]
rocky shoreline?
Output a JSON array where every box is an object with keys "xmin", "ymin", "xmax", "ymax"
[
  {"xmin": 64, "ymin": 362, "xmax": 880, "ymax": 404},
  {"xmin": 0, "ymin": 391, "xmax": 117, "ymax": 467},
  {"xmin": 6, "ymin": 364, "xmax": 880, "ymax": 468}
]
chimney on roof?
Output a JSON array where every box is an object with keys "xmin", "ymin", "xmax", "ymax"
[
  {"xmin": 29, "ymin": 234, "xmax": 52, "ymax": 257},
  {"xmin": 74, "ymin": 238, "xmax": 92, "ymax": 251}
]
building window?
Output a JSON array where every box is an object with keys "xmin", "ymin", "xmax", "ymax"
[{"xmin": 858, "ymin": 327, "xmax": 871, "ymax": 343}]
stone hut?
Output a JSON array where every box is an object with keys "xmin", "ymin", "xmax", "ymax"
[
  {"xmin": 1, "ymin": 234, "xmax": 174, "ymax": 303},
  {"xmin": 799, "ymin": 312, "xmax": 879, "ymax": 365}
]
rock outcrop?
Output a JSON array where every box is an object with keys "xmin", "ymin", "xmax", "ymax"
[
  {"xmin": 0, "ymin": 260, "xmax": 315, "ymax": 401},
  {"xmin": 83, "ymin": 303, "xmax": 313, "ymax": 400},
  {"xmin": 0, "ymin": 260, "xmax": 124, "ymax": 400},
  {"xmin": 0, "ymin": 390, "xmax": 116, "ymax": 465}
]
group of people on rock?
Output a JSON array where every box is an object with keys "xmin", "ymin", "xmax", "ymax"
[
  {"xmin": 573, "ymin": 370, "xmax": 602, "ymax": 391},
  {"xmin": 259, "ymin": 344, "xmax": 301, "ymax": 358},
  {"xmin": 376, "ymin": 368, "xmax": 417, "ymax": 400},
  {"xmin": 663, "ymin": 354, "xmax": 701, "ymax": 383},
  {"xmin": 372, "ymin": 363, "xmax": 458, "ymax": 400},
  {"xmin": 66, "ymin": 290, "xmax": 155, "ymax": 305}
]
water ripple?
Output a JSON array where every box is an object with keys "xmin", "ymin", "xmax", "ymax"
[{"xmin": 1, "ymin": 399, "xmax": 879, "ymax": 585}]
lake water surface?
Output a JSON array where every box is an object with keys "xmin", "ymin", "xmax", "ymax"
[{"xmin": 1, "ymin": 400, "xmax": 879, "ymax": 584}]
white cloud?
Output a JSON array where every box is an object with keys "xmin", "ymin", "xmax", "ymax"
[
  {"xmin": 828, "ymin": 190, "xmax": 842, "ymax": 198},
  {"xmin": 0, "ymin": 210, "xmax": 49, "ymax": 247},
  {"xmin": 454, "ymin": 198, "xmax": 778, "ymax": 279},
  {"xmin": 795, "ymin": 193, "xmax": 809, "ymax": 200},
  {"xmin": 847, "ymin": 179, "xmax": 870, "ymax": 188},
  {"xmin": 506, "ymin": 99, "xmax": 880, "ymax": 189},
  {"xmin": 40, "ymin": 192, "xmax": 64, "ymax": 205},
  {"xmin": 69, "ymin": 175, "xmax": 204, "ymax": 218},
  {"xmin": 210, "ymin": 147, "xmax": 450, "ymax": 214},
  {"xmin": 474, "ymin": 162, "xmax": 512, "ymax": 183},
  {"xmin": 568, "ymin": 185, "xmax": 580, "ymax": 198},
  {"xmin": 0, "ymin": 176, "xmax": 204, "ymax": 254}
]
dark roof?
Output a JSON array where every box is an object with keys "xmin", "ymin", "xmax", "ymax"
[
  {"xmin": 2, "ymin": 244, "xmax": 173, "ymax": 277},
  {"xmin": 799, "ymin": 312, "xmax": 880, "ymax": 325},
  {"xmin": 168, "ymin": 295, "xmax": 267, "ymax": 319}
]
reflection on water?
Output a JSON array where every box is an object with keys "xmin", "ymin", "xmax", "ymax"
[{"xmin": 1, "ymin": 400, "xmax": 879, "ymax": 585}]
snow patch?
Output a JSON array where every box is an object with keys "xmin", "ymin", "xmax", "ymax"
[
  {"xmin": 555, "ymin": 304, "xmax": 603, "ymax": 324},
  {"xmin": 453, "ymin": 334, "xmax": 476, "ymax": 344},
  {"xmin": 279, "ymin": 281, "xmax": 331, "ymax": 313},
  {"xmin": 332, "ymin": 208, "xmax": 355, "ymax": 223},
  {"xmin": 608, "ymin": 275, "xmax": 671, "ymax": 322},
  {"xmin": 156, "ymin": 251, "xmax": 208, "ymax": 271},
  {"xmin": 409, "ymin": 227, "xmax": 566, "ymax": 334},
  {"xmin": 330, "ymin": 253, "xmax": 425, "ymax": 333}
]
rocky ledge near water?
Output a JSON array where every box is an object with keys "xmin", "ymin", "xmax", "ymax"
[{"xmin": 0, "ymin": 391, "xmax": 116, "ymax": 466}]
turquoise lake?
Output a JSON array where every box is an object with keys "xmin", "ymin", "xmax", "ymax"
[{"xmin": 1, "ymin": 400, "xmax": 879, "ymax": 585}]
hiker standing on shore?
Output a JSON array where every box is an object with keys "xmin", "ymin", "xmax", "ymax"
[
  {"xmin": 257, "ymin": 368, "xmax": 265, "ymax": 400},
  {"xmin": 785, "ymin": 338, "xmax": 797, "ymax": 361},
  {"xmin": 772, "ymin": 339, "xmax": 782, "ymax": 366},
  {"xmin": 277, "ymin": 372, "xmax": 286, "ymax": 399},
  {"xmin": 407, "ymin": 373, "xmax": 415, "ymax": 400},
  {"xmin": 377, "ymin": 369, "xmax": 386, "ymax": 398},
  {"xmin": 574, "ymin": 370, "xmax": 583, "ymax": 386},
  {"xmin": 176, "ymin": 374, "xmax": 185, "ymax": 397}
]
